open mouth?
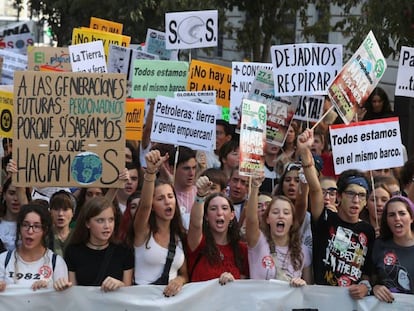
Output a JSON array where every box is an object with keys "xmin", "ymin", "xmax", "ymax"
[{"xmin": 276, "ymin": 221, "xmax": 285, "ymax": 232}]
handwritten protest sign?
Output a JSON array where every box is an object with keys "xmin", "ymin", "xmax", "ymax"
[
  {"xmin": 13, "ymin": 71, "xmax": 127, "ymax": 187},
  {"xmin": 230, "ymin": 62, "xmax": 272, "ymax": 125},
  {"xmin": 151, "ymin": 95, "xmax": 216, "ymax": 151},
  {"xmin": 131, "ymin": 59, "xmax": 188, "ymax": 98},
  {"xmin": 69, "ymin": 40, "xmax": 107, "ymax": 73},
  {"xmin": 328, "ymin": 31, "xmax": 386, "ymax": 124},
  {"xmin": 248, "ymin": 68, "xmax": 299, "ymax": 146},
  {"xmin": 395, "ymin": 46, "xmax": 414, "ymax": 98},
  {"xmin": 144, "ymin": 28, "xmax": 178, "ymax": 60},
  {"xmin": 90, "ymin": 17, "xmax": 123, "ymax": 34},
  {"xmin": 239, "ymin": 99, "xmax": 266, "ymax": 176},
  {"xmin": 270, "ymin": 43, "xmax": 342, "ymax": 96},
  {"xmin": 187, "ymin": 59, "xmax": 231, "ymax": 108},
  {"xmin": 0, "ymin": 49, "xmax": 27, "ymax": 84},
  {"xmin": 330, "ymin": 117, "xmax": 404, "ymax": 175},
  {"xmin": 293, "ymin": 95, "xmax": 324, "ymax": 123},
  {"xmin": 165, "ymin": 10, "xmax": 218, "ymax": 49},
  {"xmin": 0, "ymin": 85, "xmax": 13, "ymax": 138},
  {"xmin": 27, "ymin": 46, "xmax": 71, "ymax": 71},
  {"xmin": 1, "ymin": 32, "xmax": 34, "ymax": 55},
  {"xmin": 125, "ymin": 98, "xmax": 145, "ymax": 141}
]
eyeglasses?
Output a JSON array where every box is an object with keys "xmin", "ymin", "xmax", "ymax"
[
  {"xmin": 343, "ymin": 190, "xmax": 367, "ymax": 201},
  {"xmin": 21, "ymin": 222, "xmax": 43, "ymax": 233},
  {"xmin": 322, "ymin": 188, "xmax": 337, "ymax": 197}
]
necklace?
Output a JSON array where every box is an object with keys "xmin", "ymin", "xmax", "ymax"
[{"xmin": 87, "ymin": 241, "xmax": 109, "ymax": 250}]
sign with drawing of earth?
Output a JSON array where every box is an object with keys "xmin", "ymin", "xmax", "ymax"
[{"xmin": 71, "ymin": 152, "xmax": 103, "ymax": 185}]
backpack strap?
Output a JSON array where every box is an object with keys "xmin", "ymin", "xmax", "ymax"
[
  {"xmin": 4, "ymin": 250, "xmax": 12, "ymax": 268},
  {"xmin": 52, "ymin": 253, "xmax": 57, "ymax": 271}
]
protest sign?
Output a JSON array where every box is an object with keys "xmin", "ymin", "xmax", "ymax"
[
  {"xmin": 0, "ymin": 49, "xmax": 27, "ymax": 84},
  {"xmin": 151, "ymin": 95, "xmax": 216, "ymax": 151},
  {"xmin": 0, "ymin": 32, "xmax": 34, "ymax": 55},
  {"xmin": 13, "ymin": 71, "xmax": 127, "ymax": 187},
  {"xmin": 330, "ymin": 117, "xmax": 404, "ymax": 175},
  {"xmin": 0, "ymin": 85, "xmax": 13, "ymax": 138},
  {"xmin": 131, "ymin": 59, "xmax": 188, "ymax": 98},
  {"xmin": 72, "ymin": 27, "xmax": 130, "ymax": 57},
  {"xmin": 239, "ymin": 99, "xmax": 266, "ymax": 176},
  {"xmin": 90, "ymin": 17, "xmax": 123, "ymax": 34},
  {"xmin": 293, "ymin": 95, "xmax": 324, "ymax": 123},
  {"xmin": 125, "ymin": 98, "xmax": 145, "ymax": 141},
  {"xmin": 174, "ymin": 90, "xmax": 216, "ymax": 105},
  {"xmin": 69, "ymin": 40, "xmax": 107, "ymax": 73},
  {"xmin": 328, "ymin": 31, "xmax": 387, "ymax": 124},
  {"xmin": 270, "ymin": 43, "xmax": 342, "ymax": 96},
  {"xmin": 165, "ymin": 10, "xmax": 218, "ymax": 49},
  {"xmin": 395, "ymin": 46, "xmax": 414, "ymax": 98},
  {"xmin": 27, "ymin": 46, "xmax": 71, "ymax": 71},
  {"xmin": 187, "ymin": 59, "xmax": 231, "ymax": 108},
  {"xmin": 0, "ymin": 20, "xmax": 34, "ymax": 39},
  {"xmin": 248, "ymin": 68, "xmax": 299, "ymax": 146},
  {"xmin": 144, "ymin": 28, "xmax": 178, "ymax": 60},
  {"xmin": 230, "ymin": 61, "xmax": 272, "ymax": 125}
]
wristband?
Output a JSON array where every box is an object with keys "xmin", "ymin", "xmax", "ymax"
[
  {"xmin": 195, "ymin": 195, "xmax": 206, "ymax": 204},
  {"xmin": 359, "ymin": 280, "xmax": 372, "ymax": 296}
]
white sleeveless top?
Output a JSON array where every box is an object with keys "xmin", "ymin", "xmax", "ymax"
[{"xmin": 134, "ymin": 233, "xmax": 185, "ymax": 285}]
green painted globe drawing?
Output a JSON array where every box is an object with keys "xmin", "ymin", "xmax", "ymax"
[{"xmin": 71, "ymin": 152, "xmax": 103, "ymax": 185}]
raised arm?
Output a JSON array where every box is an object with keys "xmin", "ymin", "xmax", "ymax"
[
  {"xmin": 104, "ymin": 168, "xmax": 130, "ymax": 204},
  {"xmin": 133, "ymin": 150, "xmax": 168, "ymax": 246},
  {"xmin": 245, "ymin": 176, "xmax": 263, "ymax": 248},
  {"xmin": 6, "ymin": 159, "xmax": 29, "ymax": 206},
  {"xmin": 296, "ymin": 129, "xmax": 324, "ymax": 221},
  {"xmin": 187, "ymin": 175, "xmax": 211, "ymax": 251}
]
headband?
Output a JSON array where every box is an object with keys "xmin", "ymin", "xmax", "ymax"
[
  {"xmin": 346, "ymin": 176, "xmax": 369, "ymax": 192},
  {"xmin": 386, "ymin": 195, "xmax": 414, "ymax": 213}
]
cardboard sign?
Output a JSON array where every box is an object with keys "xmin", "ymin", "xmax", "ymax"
[
  {"xmin": 90, "ymin": 17, "xmax": 123, "ymax": 34},
  {"xmin": 328, "ymin": 31, "xmax": 387, "ymax": 124},
  {"xmin": 125, "ymin": 98, "xmax": 145, "ymax": 141},
  {"xmin": 230, "ymin": 62, "xmax": 272, "ymax": 125},
  {"xmin": 131, "ymin": 59, "xmax": 188, "ymax": 98},
  {"xmin": 293, "ymin": 95, "xmax": 324, "ymax": 123},
  {"xmin": 187, "ymin": 59, "xmax": 231, "ymax": 108},
  {"xmin": 239, "ymin": 99, "xmax": 266, "ymax": 176},
  {"xmin": 69, "ymin": 40, "xmax": 107, "ymax": 73},
  {"xmin": 27, "ymin": 46, "xmax": 71, "ymax": 71},
  {"xmin": 144, "ymin": 28, "xmax": 178, "ymax": 60},
  {"xmin": 395, "ymin": 46, "xmax": 414, "ymax": 98},
  {"xmin": 0, "ymin": 85, "xmax": 13, "ymax": 138},
  {"xmin": 270, "ymin": 43, "xmax": 342, "ymax": 96},
  {"xmin": 248, "ymin": 68, "xmax": 299, "ymax": 146},
  {"xmin": 0, "ymin": 49, "xmax": 27, "ymax": 84},
  {"xmin": 13, "ymin": 71, "xmax": 127, "ymax": 187},
  {"xmin": 165, "ymin": 10, "xmax": 218, "ymax": 49},
  {"xmin": 151, "ymin": 95, "xmax": 216, "ymax": 151},
  {"xmin": 330, "ymin": 117, "xmax": 404, "ymax": 174}
]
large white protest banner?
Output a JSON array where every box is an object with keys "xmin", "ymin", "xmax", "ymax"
[
  {"xmin": 165, "ymin": 10, "xmax": 218, "ymax": 49},
  {"xmin": 229, "ymin": 62, "xmax": 272, "ymax": 125},
  {"xmin": 395, "ymin": 46, "xmax": 414, "ymax": 98},
  {"xmin": 270, "ymin": 43, "xmax": 342, "ymax": 96},
  {"xmin": 330, "ymin": 117, "xmax": 404, "ymax": 175},
  {"xmin": 1, "ymin": 280, "xmax": 413, "ymax": 311},
  {"xmin": 69, "ymin": 40, "xmax": 107, "ymax": 73},
  {"xmin": 328, "ymin": 31, "xmax": 387, "ymax": 124},
  {"xmin": 151, "ymin": 95, "xmax": 217, "ymax": 151}
]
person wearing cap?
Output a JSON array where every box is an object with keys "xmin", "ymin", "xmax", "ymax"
[
  {"xmin": 297, "ymin": 128, "xmax": 375, "ymax": 300},
  {"xmin": 49, "ymin": 190, "xmax": 77, "ymax": 257},
  {"xmin": 371, "ymin": 195, "xmax": 414, "ymax": 301}
]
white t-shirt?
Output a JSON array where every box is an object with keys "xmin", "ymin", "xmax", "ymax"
[
  {"xmin": 0, "ymin": 249, "xmax": 68, "ymax": 287},
  {"xmin": 134, "ymin": 234, "xmax": 185, "ymax": 285},
  {"xmin": 0, "ymin": 220, "xmax": 17, "ymax": 251}
]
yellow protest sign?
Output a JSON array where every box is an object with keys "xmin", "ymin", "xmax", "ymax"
[
  {"xmin": 125, "ymin": 98, "xmax": 145, "ymax": 141},
  {"xmin": 187, "ymin": 59, "xmax": 231, "ymax": 108},
  {"xmin": 13, "ymin": 71, "xmax": 127, "ymax": 187},
  {"xmin": 0, "ymin": 86, "xmax": 13, "ymax": 138},
  {"xmin": 90, "ymin": 17, "xmax": 123, "ymax": 34}
]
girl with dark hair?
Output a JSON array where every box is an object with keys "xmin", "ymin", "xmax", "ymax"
[
  {"xmin": 0, "ymin": 204, "xmax": 68, "ymax": 291},
  {"xmin": 372, "ymin": 196, "xmax": 414, "ymax": 301},
  {"xmin": 63, "ymin": 197, "xmax": 134, "ymax": 292},
  {"xmin": 362, "ymin": 87, "xmax": 394, "ymax": 121},
  {"xmin": 245, "ymin": 176, "xmax": 311, "ymax": 285},
  {"xmin": 187, "ymin": 176, "xmax": 248, "ymax": 284},
  {"xmin": 133, "ymin": 150, "xmax": 188, "ymax": 297},
  {"xmin": 117, "ymin": 191, "xmax": 141, "ymax": 243}
]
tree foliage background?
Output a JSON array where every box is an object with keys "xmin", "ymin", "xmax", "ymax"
[{"xmin": 23, "ymin": 0, "xmax": 414, "ymax": 61}]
